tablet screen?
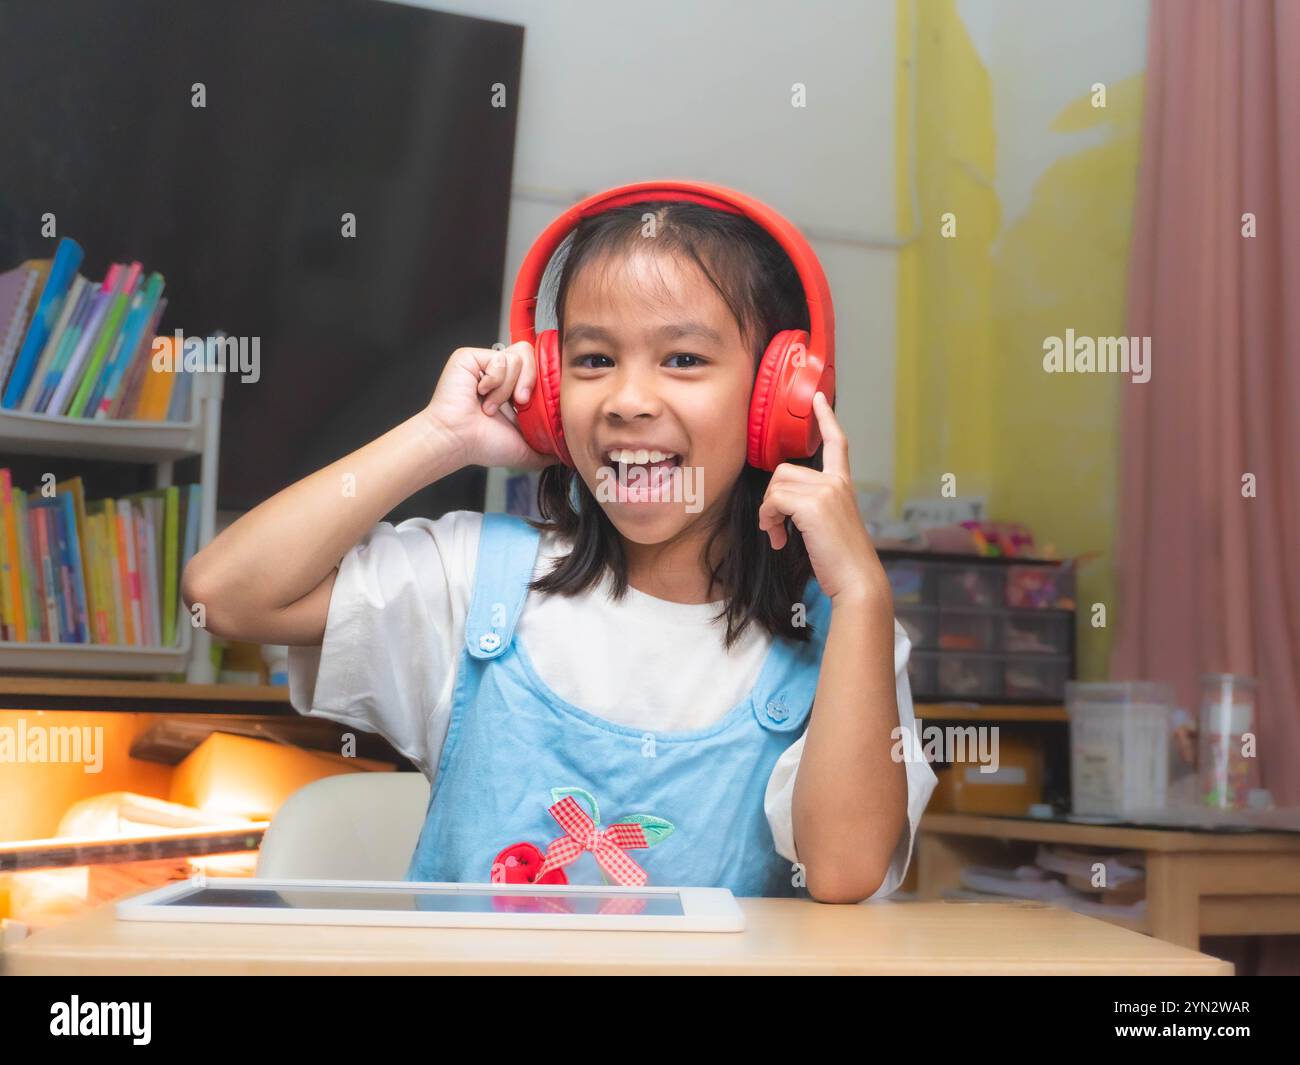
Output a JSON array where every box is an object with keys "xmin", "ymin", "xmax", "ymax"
[{"xmin": 157, "ymin": 884, "xmax": 685, "ymax": 917}]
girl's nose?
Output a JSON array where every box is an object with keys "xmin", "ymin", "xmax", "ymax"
[{"xmin": 601, "ymin": 367, "xmax": 664, "ymax": 421}]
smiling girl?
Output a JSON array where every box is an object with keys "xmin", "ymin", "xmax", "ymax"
[{"xmin": 182, "ymin": 182, "xmax": 936, "ymax": 903}]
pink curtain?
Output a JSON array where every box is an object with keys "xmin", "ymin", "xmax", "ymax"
[{"xmin": 1113, "ymin": 0, "xmax": 1300, "ymax": 974}]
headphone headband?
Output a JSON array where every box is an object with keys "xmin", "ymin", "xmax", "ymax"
[{"xmin": 509, "ymin": 180, "xmax": 834, "ymax": 368}]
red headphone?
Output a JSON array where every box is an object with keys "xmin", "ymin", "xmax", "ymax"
[{"xmin": 509, "ymin": 180, "xmax": 836, "ymax": 472}]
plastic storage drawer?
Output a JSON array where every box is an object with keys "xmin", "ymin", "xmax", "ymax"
[
  {"xmin": 907, "ymin": 651, "xmax": 939, "ymax": 698},
  {"xmin": 1001, "ymin": 611, "xmax": 1071, "ymax": 655},
  {"xmin": 896, "ymin": 606, "xmax": 938, "ymax": 650},
  {"xmin": 938, "ymin": 565, "xmax": 1004, "ymax": 608},
  {"xmin": 884, "ymin": 560, "xmax": 936, "ymax": 605},
  {"xmin": 938, "ymin": 654, "xmax": 1002, "ymax": 699},
  {"xmin": 1003, "ymin": 655, "xmax": 1069, "ymax": 699},
  {"xmin": 938, "ymin": 608, "xmax": 998, "ymax": 652},
  {"xmin": 1006, "ymin": 564, "xmax": 1076, "ymax": 609}
]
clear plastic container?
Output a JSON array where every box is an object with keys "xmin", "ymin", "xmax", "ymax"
[
  {"xmin": 938, "ymin": 654, "xmax": 1002, "ymax": 699},
  {"xmin": 907, "ymin": 651, "xmax": 939, "ymax": 698},
  {"xmin": 1198, "ymin": 674, "xmax": 1260, "ymax": 809},
  {"xmin": 884, "ymin": 560, "xmax": 936, "ymax": 605},
  {"xmin": 938, "ymin": 565, "xmax": 1004, "ymax": 608},
  {"xmin": 1003, "ymin": 655, "xmax": 1069, "ymax": 699},
  {"xmin": 895, "ymin": 606, "xmax": 938, "ymax": 650},
  {"xmin": 1066, "ymin": 681, "xmax": 1173, "ymax": 816},
  {"xmin": 1001, "ymin": 611, "xmax": 1071, "ymax": 655},
  {"xmin": 937, "ymin": 608, "xmax": 997, "ymax": 652}
]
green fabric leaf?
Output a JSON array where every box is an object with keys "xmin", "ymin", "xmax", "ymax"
[
  {"xmin": 614, "ymin": 814, "xmax": 675, "ymax": 847},
  {"xmin": 551, "ymin": 786, "xmax": 599, "ymax": 824}
]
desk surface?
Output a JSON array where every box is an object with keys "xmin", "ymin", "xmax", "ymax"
[{"xmin": 2, "ymin": 897, "xmax": 1232, "ymax": 975}]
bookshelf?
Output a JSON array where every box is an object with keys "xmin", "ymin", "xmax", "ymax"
[
  {"xmin": 0, "ymin": 366, "xmax": 223, "ymax": 682},
  {"xmin": 0, "ymin": 676, "xmax": 289, "ymax": 714}
]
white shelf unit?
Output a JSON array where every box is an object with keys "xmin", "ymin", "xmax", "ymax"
[{"xmin": 0, "ymin": 368, "xmax": 223, "ymax": 682}]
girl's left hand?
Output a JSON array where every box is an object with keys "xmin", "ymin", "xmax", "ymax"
[{"xmin": 757, "ymin": 392, "xmax": 888, "ymax": 605}]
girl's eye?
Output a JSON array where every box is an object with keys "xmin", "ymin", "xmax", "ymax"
[{"xmin": 574, "ymin": 353, "xmax": 704, "ymax": 369}]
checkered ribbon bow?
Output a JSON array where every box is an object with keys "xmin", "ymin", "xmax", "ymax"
[{"xmin": 534, "ymin": 796, "xmax": 650, "ymax": 886}]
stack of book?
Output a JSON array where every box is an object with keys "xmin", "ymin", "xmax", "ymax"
[
  {"xmin": 0, "ymin": 237, "xmax": 191, "ymax": 421},
  {"xmin": 0, "ymin": 471, "xmax": 203, "ymax": 647}
]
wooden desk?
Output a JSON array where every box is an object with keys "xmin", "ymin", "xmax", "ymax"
[
  {"xmin": 918, "ymin": 813, "xmax": 1300, "ymax": 950},
  {"xmin": 1, "ymin": 896, "xmax": 1231, "ymax": 975}
]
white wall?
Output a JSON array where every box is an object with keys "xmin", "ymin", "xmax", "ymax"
[
  {"xmin": 398, "ymin": 0, "xmax": 901, "ymax": 509},
  {"xmin": 955, "ymin": 0, "xmax": 1149, "ymax": 232}
]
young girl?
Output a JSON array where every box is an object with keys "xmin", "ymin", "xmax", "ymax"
[{"xmin": 183, "ymin": 183, "xmax": 936, "ymax": 904}]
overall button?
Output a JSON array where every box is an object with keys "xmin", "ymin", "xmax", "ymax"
[
  {"xmin": 478, "ymin": 632, "xmax": 502, "ymax": 652},
  {"xmin": 765, "ymin": 699, "xmax": 789, "ymax": 723}
]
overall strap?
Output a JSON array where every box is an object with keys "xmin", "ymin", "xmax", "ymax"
[
  {"xmin": 750, "ymin": 577, "xmax": 834, "ymax": 733},
  {"xmin": 464, "ymin": 512, "xmax": 543, "ymax": 661}
]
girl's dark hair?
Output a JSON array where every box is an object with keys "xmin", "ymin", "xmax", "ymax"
[{"xmin": 523, "ymin": 199, "xmax": 825, "ymax": 649}]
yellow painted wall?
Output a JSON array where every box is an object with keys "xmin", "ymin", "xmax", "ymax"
[
  {"xmin": 894, "ymin": 0, "xmax": 1000, "ymax": 506},
  {"xmin": 894, "ymin": 0, "xmax": 1144, "ymax": 679}
]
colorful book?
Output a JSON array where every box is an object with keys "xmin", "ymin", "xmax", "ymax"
[
  {"xmin": 102, "ymin": 498, "xmax": 128, "ymax": 644},
  {"xmin": 28, "ymin": 278, "xmax": 96, "ymax": 412},
  {"xmin": 46, "ymin": 264, "xmax": 124, "ymax": 416},
  {"xmin": 22, "ymin": 270, "xmax": 87, "ymax": 408},
  {"xmin": 46, "ymin": 502, "xmax": 75, "ymax": 641},
  {"xmin": 133, "ymin": 333, "xmax": 178, "ymax": 421},
  {"xmin": 23, "ymin": 276, "xmax": 91, "ymax": 413},
  {"xmin": 16, "ymin": 490, "xmax": 41, "ymax": 641},
  {"xmin": 88, "ymin": 272, "xmax": 163, "ymax": 419},
  {"xmin": 118, "ymin": 500, "xmax": 143, "ymax": 646},
  {"xmin": 56, "ymin": 491, "xmax": 88, "ymax": 641},
  {"xmin": 31, "ymin": 505, "xmax": 63, "ymax": 641},
  {"xmin": 0, "ymin": 265, "xmax": 42, "ymax": 394},
  {"xmin": 68, "ymin": 262, "xmax": 142, "ymax": 418},
  {"xmin": 0, "ymin": 471, "xmax": 15, "ymax": 640},
  {"xmin": 125, "ymin": 487, "xmax": 180, "ymax": 646},
  {"xmin": 108, "ymin": 298, "xmax": 167, "ymax": 420},
  {"xmin": 55, "ymin": 478, "xmax": 94, "ymax": 642},
  {"xmin": 2, "ymin": 238, "xmax": 83, "ymax": 408}
]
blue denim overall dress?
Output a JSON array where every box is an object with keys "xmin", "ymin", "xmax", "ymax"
[{"xmin": 404, "ymin": 512, "xmax": 832, "ymax": 897}]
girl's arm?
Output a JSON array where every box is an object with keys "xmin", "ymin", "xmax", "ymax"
[
  {"xmin": 759, "ymin": 392, "xmax": 909, "ymax": 903},
  {"xmin": 181, "ymin": 341, "xmax": 547, "ymax": 646},
  {"xmin": 791, "ymin": 587, "xmax": 909, "ymax": 903},
  {"xmin": 180, "ymin": 414, "xmax": 466, "ymax": 645}
]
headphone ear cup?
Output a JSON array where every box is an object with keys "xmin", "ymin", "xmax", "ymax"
[
  {"xmin": 747, "ymin": 330, "xmax": 808, "ymax": 471},
  {"xmin": 513, "ymin": 329, "xmax": 572, "ymax": 466}
]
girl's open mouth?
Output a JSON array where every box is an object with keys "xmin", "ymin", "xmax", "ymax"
[{"xmin": 600, "ymin": 448, "xmax": 684, "ymax": 503}]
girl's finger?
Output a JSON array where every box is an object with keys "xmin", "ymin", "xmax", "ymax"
[
  {"xmin": 757, "ymin": 484, "xmax": 816, "ymax": 548},
  {"xmin": 510, "ymin": 341, "xmax": 537, "ymax": 404},
  {"xmin": 812, "ymin": 392, "xmax": 851, "ymax": 482},
  {"xmin": 769, "ymin": 461, "xmax": 825, "ymax": 486},
  {"xmin": 482, "ymin": 352, "xmax": 522, "ymax": 416},
  {"xmin": 477, "ymin": 349, "xmax": 505, "ymax": 394}
]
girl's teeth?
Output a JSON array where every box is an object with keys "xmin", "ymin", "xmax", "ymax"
[{"xmin": 607, "ymin": 448, "xmax": 677, "ymax": 464}]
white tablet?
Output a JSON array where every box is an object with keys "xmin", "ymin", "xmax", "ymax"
[{"xmin": 115, "ymin": 876, "xmax": 745, "ymax": 932}]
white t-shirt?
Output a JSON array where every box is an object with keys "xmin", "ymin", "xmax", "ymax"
[{"xmin": 288, "ymin": 510, "xmax": 938, "ymax": 899}]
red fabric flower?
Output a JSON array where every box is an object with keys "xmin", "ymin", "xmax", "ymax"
[{"xmin": 491, "ymin": 841, "xmax": 568, "ymax": 885}]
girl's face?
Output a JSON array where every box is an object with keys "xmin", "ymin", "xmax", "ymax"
[{"xmin": 560, "ymin": 246, "xmax": 754, "ymax": 547}]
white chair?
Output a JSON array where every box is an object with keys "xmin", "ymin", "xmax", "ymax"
[{"xmin": 255, "ymin": 772, "xmax": 431, "ymax": 880}]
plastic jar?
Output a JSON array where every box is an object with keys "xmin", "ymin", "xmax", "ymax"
[{"xmin": 1198, "ymin": 674, "xmax": 1260, "ymax": 809}]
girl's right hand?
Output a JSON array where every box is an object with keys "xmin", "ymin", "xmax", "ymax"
[{"xmin": 423, "ymin": 342, "xmax": 554, "ymax": 471}]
